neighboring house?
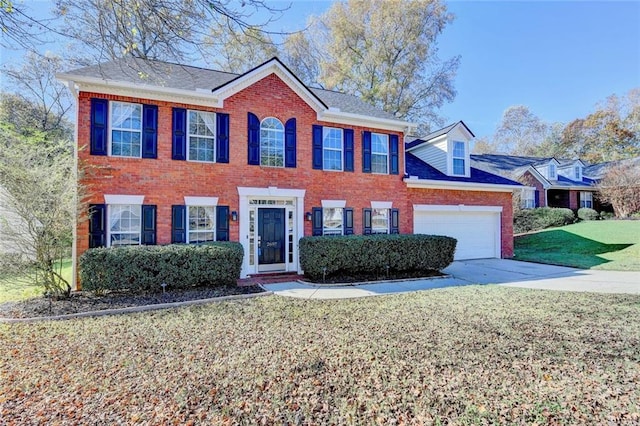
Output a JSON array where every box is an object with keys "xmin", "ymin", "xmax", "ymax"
[
  {"xmin": 470, "ymin": 154, "xmax": 604, "ymax": 211},
  {"xmin": 57, "ymin": 58, "xmax": 522, "ymax": 289},
  {"xmin": 0, "ymin": 185, "xmax": 31, "ymax": 258}
]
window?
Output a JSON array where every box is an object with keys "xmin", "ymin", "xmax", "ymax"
[
  {"xmin": 110, "ymin": 102, "xmax": 142, "ymax": 157},
  {"xmin": 323, "ymin": 127, "xmax": 343, "ymax": 171},
  {"xmin": 548, "ymin": 163, "xmax": 557, "ymax": 179},
  {"xmin": 323, "ymin": 207, "xmax": 343, "ymax": 235},
  {"xmin": 580, "ymin": 192, "xmax": 593, "ymax": 208},
  {"xmin": 188, "ymin": 206, "xmax": 215, "ymax": 243},
  {"xmin": 109, "ymin": 204, "xmax": 141, "ymax": 246},
  {"xmin": 371, "ymin": 133, "xmax": 389, "ymax": 174},
  {"xmin": 372, "ymin": 208, "xmax": 389, "ymax": 234},
  {"xmin": 260, "ymin": 117, "xmax": 284, "ymax": 167},
  {"xmin": 522, "ymin": 189, "xmax": 535, "ymax": 209},
  {"xmin": 188, "ymin": 110, "xmax": 216, "ymax": 162},
  {"xmin": 452, "ymin": 141, "xmax": 466, "ymax": 175},
  {"xmin": 574, "ymin": 166, "xmax": 582, "ymax": 180}
]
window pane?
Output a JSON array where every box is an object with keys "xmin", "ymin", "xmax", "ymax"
[
  {"xmin": 260, "ymin": 118, "xmax": 284, "ymax": 167},
  {"xmin": 372, "ymin": 208, "xmax": 389, "ymax": 233},
  {"xmin": 187, "ymin": 111, "xmax": 216, "ymax": 162},
  {"xmin": 109, "ymin": 204, "xmax": 141, "ymax": 246},
  {"xmin": 188, "ymin": 206, "xmax": 215, "ymax": 243},
  {"xmin": 323, "ymin": 207, "xmax": 343, "ymax": 235},
  {"xmin": 453, "ymin": 141, "xmax": 465, "ymax": 158},
  {"xmin": 111, "ymin": 102, "xmax": 142, "ymax": 158},
  {"xmin": 372, "ymin": 154, "xmax": 388, "ymax": 174},
  {"xmin": 453, "ymin": 158, "xmax": 465, "ymax": 175}
]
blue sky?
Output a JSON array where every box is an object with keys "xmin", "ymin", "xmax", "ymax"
[
  {"xmin": 277, "ymin": 0, "xmax": 640, "ymax": 138},
  {"xmin": 2, "ymin": 1, "xmax": 639, "ymax": 139}
]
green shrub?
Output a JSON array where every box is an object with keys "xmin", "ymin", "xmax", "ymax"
[
  {"xmin": 514, "ymin": 207, "xmax": 576, "ymax": 234},
  {"xmin": 79, "ymin": 243, "xmax": 243, "ymax": 293},
  {"xmin": 599, "ymin": 211, "xmax": 615, "ymax": 220},
  {"xmin": 299, "ymin": 234, "xmax": 456, "ymax": 280},
  {"xmin": 577, "ymin": 207, "xmax": 599, "ymax": 221}
]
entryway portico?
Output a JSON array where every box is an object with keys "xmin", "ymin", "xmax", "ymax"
[{"xmin": 238, "ymin": 187, "xmax": 306, "ymax": 278}]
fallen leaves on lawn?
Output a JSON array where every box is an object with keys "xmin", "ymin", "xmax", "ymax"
[{"xmin": 1, "ymin": 286, "xmax": 639, "ymax": 424}]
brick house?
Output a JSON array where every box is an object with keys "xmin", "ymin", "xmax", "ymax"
[
  {"xmin": 58, "ymin": 57, "xmax": 522, "ymax": 289},
  {"xmin": 470, "ymin": 154, "xmax": 608, "ymax": 211}
]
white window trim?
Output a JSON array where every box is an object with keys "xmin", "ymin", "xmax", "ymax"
[
  {"xmin": 522, "ymin": 188, "xmax": 535, "ymax": 209},
  {"xmin": 450, "ymin": 140, "xmax": 468, "ymax": 177},
  {"xmin": 108, "ymin": 101, "xmax": 142, "ymax": 158},
  {"xmin": 186, "ymin": 110, "xmax": 217, "ymax": 163},
  {"xmin": 186, "ymin": 205, "xmax": 216, "ymax": 244},
  {"xmin": 104, "ymin": 194, "xmax": 145, "ymax": 205},
  {"xmin": 322, "ymin": 127, "xmax": 343, "ymax": 171},
  {"xmin": 575, "ymin": 166, "xmax": 582, "ymax": 180},
  {"xmin": 371, "ymin": 207, "xmax": 390, "ymax": 234},
  {"xmin": 184, "ymin": 196, "xmax": 218, "ymax": 206},
  {"xmin": 321, "ymin": 199, "xmax": 346, "ymax": 208},
  {"xmin": 371, "ymin": 201, "xmax": 392, "ymax": 209},
  {"xmin": 548, "ymin": 163, "xmax": 557, "ymax": 180},
  {"xmin": 371, "ymin": 132, "xmax": 389, "ymax": 174},
  {"xmin": 580, "ymin": 191, "xmax": 593, "ymax": 208},
  {"xmin": 260, "ymin": 117, "xmax": 285, "ymax": 168}
]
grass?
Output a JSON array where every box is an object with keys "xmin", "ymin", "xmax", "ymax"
[
  {"xmin": 514, "ymin": 220, "xmax": 640, "ymax": 270},
  {"xmin": 1, "ymin": 286, "xmax": 639, "ymax": 424},
  {"xmin": 0, "ymin": 258, "xmax": 72, "ymax": 303}
]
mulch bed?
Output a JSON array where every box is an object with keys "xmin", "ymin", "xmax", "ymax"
[{"xmin": 0, "ymin": 285, "xmax": 265, "ymax": 319}]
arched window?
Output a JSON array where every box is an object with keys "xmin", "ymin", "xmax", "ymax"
[{"xmin": 260, "ymin": 117, "xmax": 284, "ymax": 167}]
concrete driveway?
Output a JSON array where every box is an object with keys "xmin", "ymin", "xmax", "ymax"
[{"xmin": 262, "ymin": 259, "xmax": 640, "ymax": 299}]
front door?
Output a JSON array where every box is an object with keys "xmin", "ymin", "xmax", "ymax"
[{"xmin": 258, "ymin": 208, "xmax": 285, "ymax": 271}]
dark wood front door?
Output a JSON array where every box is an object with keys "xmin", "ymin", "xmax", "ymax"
[{"xmin": 258, "ymin": 208, "xmax": 285, "ymax": 266}]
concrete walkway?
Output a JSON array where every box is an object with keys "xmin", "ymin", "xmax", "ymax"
[{"xmin": 262, "ymin": 259, "xmax": 640, "ymax": 299}]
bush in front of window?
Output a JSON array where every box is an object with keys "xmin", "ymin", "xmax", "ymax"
[
  {"xmin": 299, "ymin": 234, "xmax": 456, "ymax": 281},
  {"xmin": 577, "ymin": 208, "xmax": 599, "ymax": 221},
  {"xmin": 79, "ymin": 242, "xmax": 243, "ymax": 293},
  {"xmin": 514, "ymin": 207, "xmax": 576, "ymax": 234}
]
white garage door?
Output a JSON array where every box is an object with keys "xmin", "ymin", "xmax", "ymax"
[{"xmin": 413, "ymin": 206, "xmax": 502, "ymax": 260}]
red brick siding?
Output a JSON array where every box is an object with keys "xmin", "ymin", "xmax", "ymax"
[
  {"xmin": 569, "ymin": 190, "xmax": 579, "ymax": 210},
  {"xmin": 406, "ymin": 188, "xmax": 514, "ymax": 258},
  {"xmin": 76, "ymin": 74, "xmax": 408, "ymax": 270},
  {"xmin": 519, "ymin": 171, "xmax": 546, "ymax": 207}
]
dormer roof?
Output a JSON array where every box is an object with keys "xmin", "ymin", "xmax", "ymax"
[{"xmin": 405, "ymin": 121, "xmax": 475, "ymax": 151}]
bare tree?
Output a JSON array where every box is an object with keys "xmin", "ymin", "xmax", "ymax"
[
  {"xmin": 0, "ymin": 126, "xmax": 76, "ymax": 297},
  {"xmin": 0, "ymin": 0, "xmax": 61, "ymax": 50},
  {"xmin": 2, "ymin": 52, "xmax": 73, "ymax": 140},
  {"xmin": 493, "ymin": 105, "xmax": 548, "ymax": 155},
  {"xmin": 596, "ymin": 162, "xmax": 640, "ymax": 218},
  {"xmin": 55, "ymin": 0, "xmax": 287, "ymax": 64},
  {"xmin": 205, "ymin": 26, "xmax": 278, "ymax": 73}
]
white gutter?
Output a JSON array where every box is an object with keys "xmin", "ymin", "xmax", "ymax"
[
  {"xmin": 404, "ymin": 177, "xmax": 521, "ymax": 193},
  {"xmin": 318, "ymin": 109, "xmax": 412, "ymax": 133}
]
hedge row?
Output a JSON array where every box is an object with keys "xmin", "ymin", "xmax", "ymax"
[
  {"xmin": 299, "ymin": 234, "xmax": 456, "ymax": 280},
  {"xmin": 514, "ymin": 207, "xmax": 576, "ymax": 234},
  {"xmin": 79, "ymin": 243, "xmax": 243, "ymax": 293},
  {"xmin": 577, "ymin": 207, "xmax": 599, "ymax": 221}
]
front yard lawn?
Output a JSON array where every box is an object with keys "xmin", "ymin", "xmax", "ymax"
[
  {"xmin": 0, "ymin": 258, "xmax": 72, "ymax": 303},
  {"xmin": 514, "ymin": 220, "xmax": 640, "ymax": 270},
  {"xmin": 2, "ymin": 287, "xmax": 639, "ymax": 424}
]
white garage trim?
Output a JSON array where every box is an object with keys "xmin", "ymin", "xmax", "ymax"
[
  {"xmin": 413, "ymin": 205, "xmax": 502, "ymax": 260},
  {"xmin": 413, "ymin": 204, "xmax": 502, "ymax": 213}
]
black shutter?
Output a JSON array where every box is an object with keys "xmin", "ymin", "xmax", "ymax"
[
  {"xmin": 363, "ymin": 208, "xmax": 372, "ymax": 235},
  {"xmin": 389, "ymin": 134, "xmax": 399, "ymax": 175},
  {"xmin": 172, "ymin": 108, "xmax": 187, "ymax": 160},
  {"xmin": 171, "ymin": 205, "xmax": 186, "ymax": 243},
  {"xmin": 216, "ymin": 206, "xmax": 229, "ymax": 241},
  {"xmin": 535, "ymin": 190, "xmax": 540, "ymax": 207},
  {"xmin": 88, "ymin": 204, "xmax": 106, "ymax": 248},
  {"xmin": 90, "ymin": 98, "xmax": 108, "ymax": 156},
  {"xmin": 343, "ymin": 208, "xmax": 354, "ymax": 235},
  {"xmin": 216, "ymin": 113, "xmax": 230, "ymax": 163},
  {"xmin": 312, "ymin": 207, "xmax": 323, "ymax": 236},
  {"xmin": 141, "ymin": 205, "xmax": 157, "ymax": 244},
  {"xmin": 248, "ymin": 112, "xmax": 260, "ymax": 165},
  {"xmin": 312, "ymin": 124, "xmax": 323, "ymax": 170},
  {"xmin": 362, "ymin": 131, "xmax": 372, "ymax": 173},
  {"xmin": 390, "ymin": 208, "xmax": 399, "ymax": 234},
  {"xmin": 344, "ymin": 129, "xmax": 354, "ymax": 172},
  {"xmin": 142, "ymin": 104, "xmax": 158, "ymax": 159},
  {"xmin": 285, "ymin": 118, "xmax": 296, "ymax": 168}
]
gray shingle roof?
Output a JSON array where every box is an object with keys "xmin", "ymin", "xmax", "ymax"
[
  {"xmin": 406, "ymin": 153, "xmax": 522, "ymax": 186},
  {"xmin": 62, "ymin": 57, "xmax": 398, "ymax": 121},
  {"xmin": 583, "ymin": 156, "xmax": 640, "ymax": 179}
]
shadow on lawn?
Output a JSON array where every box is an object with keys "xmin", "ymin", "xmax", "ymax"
[{"xmin": 515, "ymin": 230, "xmax": 634, "ymax": 269}]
